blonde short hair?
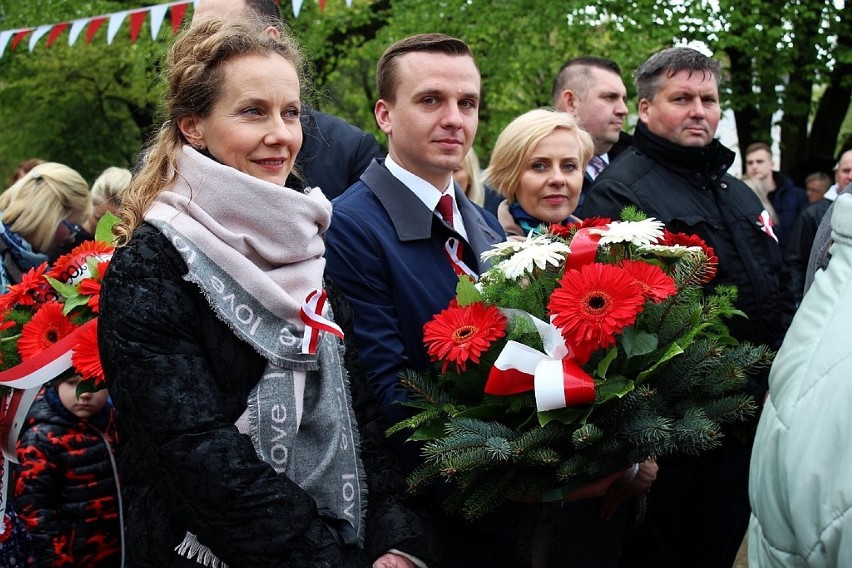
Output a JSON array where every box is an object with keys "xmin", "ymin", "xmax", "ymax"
[
  {"xmin": 91, "ymin": 167, "xmax": 132, "ymax": 207},
  {"xmin": 1, "ymin": 163, "xmax": 91, "ymax": 252},
  {"xmin": 483, "ymin": 108, "xmax": 594, "ymax": 202}
]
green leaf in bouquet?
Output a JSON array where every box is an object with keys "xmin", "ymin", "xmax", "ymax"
[
  {"xmin": 95, "ymin": 211, "xmax": 120, "ymax": 245},
  {"xmin": 620, "ymin": 327, "xmax": 658, "ymax": 358},
  {"xmin": 408, "ymin": 418, "xmax": 451, "ymax": 442},
  {"xmin": 636, "ymin": 341, "xmax": 685, "ymax": 384},
  {"xmin": 454, "ymin": 275, "xmax": 481, "ymax": 306},
  {"xmin": 537, "ymin": 406, "xmax": 586, "ymax": 427},
  {"xmin": 595, "ymin": 347, "xmax": 618, "ymax": 379},
  {"xmin": 44, "ymin": 275, "xmax": 81, "ymax": 309},
  {"xmin": 594, "ymin": 374, "xmax": 635, "ymax": 404}
]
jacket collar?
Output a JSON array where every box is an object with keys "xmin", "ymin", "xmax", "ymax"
[
  {"xmin": 360, "ymin": 159, "xmax": 504, "ymax": 267},
  {"xmin": 634, "ymin": 121, "xmax": 734, "ymax": 184}
]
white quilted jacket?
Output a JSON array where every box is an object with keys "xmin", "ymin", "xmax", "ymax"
[{"xmin": 748, "ymin": 192, "xmax": 852, "ymax": 567}]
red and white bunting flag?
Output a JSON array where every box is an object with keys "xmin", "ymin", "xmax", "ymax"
[
  {"xmin": 11, "ymin": 29, "xmax": 32, "ymax": 51},
  {"xmin": 0, "ymin": 30, "xmax": 13, "ymax": 58},
  {"xmin": 172, "ymin": 2, "xmax": 190, "ymax": 34},
  {"xmin": 68, "ymin": 19, "xmax": 88, "ymax": 46},
  {"xmin": 28, "ymin": 25, "xmax": 51, "ymax": 52},
  {"xmin": 107, "ymin": 11, "xmax": 128, "ymax": 45},
  {"xmin": 150, "ymin": 4, "xmax": 169, "ymax": 39},
  {"xmin": 293, "ymin": 0, "xmax": 305, "ymax": 18},
  {"xmin": 86, "ymin": 17, "xmax": 107, "ymax": 44},
  {"xmin": 46, "ymin": 23, "xmax": 69, "ymax": 47},
  {"xmin": 129, "ymin": 11, "xmax": 147, "ymax": 43}
]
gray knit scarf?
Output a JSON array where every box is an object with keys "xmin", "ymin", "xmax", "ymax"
[{"xmin": 144, "ymin": 147, "xmax": 366, "ymax": 567}]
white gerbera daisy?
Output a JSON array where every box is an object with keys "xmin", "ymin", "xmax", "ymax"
[
  {"xmin": 491, "ymin": 238, "xmax": 571, "ymax": 279},
  {"xmin": 480, "ymin": 239, "xmax": 529, "ymax": 263},
  {"xmin": 591, "ymin": 218, "xmax": 665, "ymax": 247}
]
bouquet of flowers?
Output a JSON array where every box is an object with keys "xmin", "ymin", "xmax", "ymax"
[
  {"xmin": 390, "ymin": 207, "xmax": 772, "ymax": 520},
  {"xmin": 0, "ymin": 213, "xmax": 116, "ymax": 530}
]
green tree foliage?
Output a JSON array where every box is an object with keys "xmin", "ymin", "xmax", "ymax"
[{"xmin": 1, "ymin": 0, "xmax": 849, "ymax": 185}]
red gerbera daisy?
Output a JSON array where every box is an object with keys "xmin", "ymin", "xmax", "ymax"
[
  {"xmin": 548, "ymin": 263, "xmax": 645, "ymax": 354},
  {"xmin": 659, "ymin": 229, "xmax": 718, "ymax": 283},
  {"xmin": 72, "ymin": 320, "xmax": 105, "ymax": 387},
  {"xmin": 621, "ymin": 260, "xmax": 677, "ymax": 303},
  {"xmin": 47, "ymin": 240, "xmax": 114, "ymax": 285},
  {"xmin": 423, "ymin": 301, "xmax": 507, "ymax": 373},
  {"xmin": 78, "ymin": 261, "xmax": 110, "ymax": 313},
  {"xmin": 17, "ymin": 302, "xmax": 77, "ymax": 360},
  {"xmin": 0, "ymin": 262, "xmax": 52, "ymax": 312}
]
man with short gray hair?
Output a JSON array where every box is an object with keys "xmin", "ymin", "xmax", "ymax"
[{"xmin": 583, "ymin": 47, "xmax": 795, "ymax": 567}]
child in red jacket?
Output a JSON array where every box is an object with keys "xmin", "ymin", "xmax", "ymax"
[{"xmin": 14, "ymin": 375, "xmax": 120, "ymax": 567}]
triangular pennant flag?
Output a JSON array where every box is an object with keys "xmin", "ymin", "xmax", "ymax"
[
  {"xmin": 292, "ymin": 0, "xmax": 304, "ymax": 18},
  {"xmin": 171, "ymin": 2, "xmax": 190, "ymax": 34},
  {"xmin": 68, "ymin": 19, "xmax": 88, "ymax": 46},
  {"xmin": 319, "ymin": 0, "xmax": 327, "ymax": 10},
  {"xmin": 46, "ymin": 23, "xmax": 70, "ymax": 47},
  {"xmin": 129, "ymin": 11, "xmax": 147, "ymax": 43},
  {"xmin": 11, "ymin": 30, "xmax": 32, "ymax": 51},
  {"xmin": 149, "ymin": 4, "xmax": 168, "ymax": 40},
  {"xmin": 345, "ymin": 0, "xmax": 353, "ymax": 6},
  {"xmin": 86, "ymin": 17, "xmax": 107, "ymax": 44},
  {"xmin": 107, "ymin": 11, "xmax": 128, "ymax": 45},
  {"xmin": 28, "ymin": 25, "xmax": 52, "ymax": 52},
  {"xmin": 0, "ymin": 30, "xmax": 13, "ymax": 58}
]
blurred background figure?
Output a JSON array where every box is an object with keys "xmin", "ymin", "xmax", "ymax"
[
  {"xmin": 804, "ymin": 171, "xmax": 831, "ymax": 204},
  {"xmin": 0, "ymin": 163, "xmax": 91, "ymax": 288},
  {"xmin": 84, "ymin": 167, "xmax": 131, "ymax": 233},
  {"xmin": 5, "ymin": 158, "xmax": 45, "ymax": 188},
  {"xmin": 484, "ymin": 108, "xmax": 593, "ymax": 241},
  {"xmin": 453, "ymin": 148, "xmax": 485, "ymax": 206}
]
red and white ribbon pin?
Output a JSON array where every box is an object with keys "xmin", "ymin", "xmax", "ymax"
[
  {"xmin": 299, "ymin": 289, "xmax": 344, "ymax": 354},
  {"xmin": 443, "ymin": 237, "xmax": 478, "ymax": 281}
]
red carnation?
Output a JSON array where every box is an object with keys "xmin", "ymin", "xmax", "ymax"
[
  {"xmin": 548, "ymin": 263, "xmax": 645, "ymax": 354},
  {"xmin": 621, "ymin": 260, "xmax": 677, "ymax": 303},
  {"xmin": 424, "ymin": 301, "xmax": 507, "ymax": 373},
  {"xmin": 72, "ymin": 320, "xmax": 105, "ymax": 388},
  {"xmin": 549, "ymin": 217, "xmax": 612, "ymax": 239},
  {"xmin": 659, "ymin": 229, "xmax": 718, "ymax": 283},
  {"xmin": 17, "ymin": 302, "xmax": 77, "ymax": 360}
]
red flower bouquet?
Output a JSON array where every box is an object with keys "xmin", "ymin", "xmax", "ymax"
[
  {"xmin": 390, "ymin": 207, "xmax": 772, "ymax": 519},
  {"xmin": 0, "ymin": 213, "xmax": 117, "ymax": 528}
]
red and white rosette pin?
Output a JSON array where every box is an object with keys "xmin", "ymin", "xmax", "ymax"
[
  {"xmin": 443, "ymin": 237, "xmax": 478, "ymax": 280},
  {"xmin": 758, "ymin": 210, "xmax": 779, "ymax": 243},
  {"xmin": 299, "ymin": 289, "xmax": 344, "ymax": 354}
]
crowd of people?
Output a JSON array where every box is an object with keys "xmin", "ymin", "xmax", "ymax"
[{"xmin": 0, "ymin": 0, "xmax": 848, "ymax": 566}]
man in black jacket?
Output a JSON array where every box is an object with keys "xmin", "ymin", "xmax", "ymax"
[
  {"xmin": 552, "ymin": 56, "xmax": 632, "ymax": 216},
  {"xmin": 583, "ymin": 47, "xmax": 795, "ymax": 568}
]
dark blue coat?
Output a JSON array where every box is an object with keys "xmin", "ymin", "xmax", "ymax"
[
  {"xmin": 768, "ymin": 172, "xmax": 808, "ymax": 249},
  {"xmin": 325, "ymin": 160, "xmax": 505, "ymax": 425}
]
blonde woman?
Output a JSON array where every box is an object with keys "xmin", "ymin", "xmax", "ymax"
[
  {"xmin": 84, "ymin": 167, "xmax": 132, "ymax": 232},
  {"xmin": 0, "ymin": 162, "xmax": 91, "ymax": 287},
  {"xmin": 484, "ymin": 108, "xmax": 593, "ymax": 240},
  {"xmin": 453, "ymin": 148, "xmax": 485, "ymax": 206}
]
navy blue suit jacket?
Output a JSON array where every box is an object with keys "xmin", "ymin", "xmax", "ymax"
[{"xmin": 325, "ymin": 159, "xmax": 505, "ymax": 424}]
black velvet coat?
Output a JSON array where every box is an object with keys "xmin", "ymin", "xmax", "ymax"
[{"xmin": 98, "ymin": 223, "xmax": 439, "ymax": 567}]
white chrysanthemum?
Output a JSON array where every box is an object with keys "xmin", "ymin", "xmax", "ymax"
[
  {"xmin": 591, "ymin": 218, "xmax": 665, "ymax": 247},
  {"xmin": 480, "ymin": 240, "xmax": 528, "ymax": 263},
  {"xmin": 492, "ymin": 239, "xmax": 571, "ymax": 279},
  {"xmin": 638, "ymin": 244, "xmax": 704, "ymax": 258}
]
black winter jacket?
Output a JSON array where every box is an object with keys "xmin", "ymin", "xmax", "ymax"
[
  {"xmin": 98, "ymin": 223, "xmax": 439, "ymax": 567},
  {"xmin": 584, "ymin": 123, "xmax": 795, "ymax": 391},
  {"xmin": 15, "ymin": 387, "xmax": 120, "ymax": 567}
]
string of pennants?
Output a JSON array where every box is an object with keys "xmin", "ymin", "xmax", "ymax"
[{"xmin": 0, "ymin": 0, "xmax": 349, "ymax": 59}]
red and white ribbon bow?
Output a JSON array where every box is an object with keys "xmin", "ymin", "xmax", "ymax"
[
  {"xmin": 299, "ymin": 289, "xmax": 344, "ymax": 354},
  {"xmin": 484, "ymin": 312, "xmax": 596, "ymax": 411},
  {"xmin": 443, "ymin": 237, "xmax": 478, "ymax": 280},
  {"xmin": 757, "ymin": 210, "xmax": 778, "ymax": 243}
]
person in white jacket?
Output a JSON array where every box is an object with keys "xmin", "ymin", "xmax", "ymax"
[{"xmin": 749, "ymin": 191, "xmax": 852, "ymax": 567}]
